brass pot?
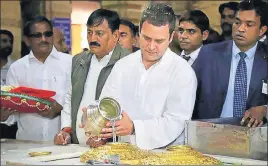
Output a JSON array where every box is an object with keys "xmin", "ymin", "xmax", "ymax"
[{"xmin": 81, "ymin": 97, "xmax": 122, "ymax": 138}]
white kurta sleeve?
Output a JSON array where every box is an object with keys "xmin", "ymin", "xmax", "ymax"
[
  {"xmin": 1, "ymin": 113, "xmax": 19, "ymax": 126},
  {"xmin": 133, "ymin": 70, "xmax": 197, "ymax": 150},
  {"xmin": 61, "ymin": 84, "xmax": 72, "ymax": 129},
  {"xmin": 3, "ymin": 64, "xmax": 20, "ymax": 125},
  {"xmin": 6, "ymin": 65, "xmax": 20, "ymax": 86}
]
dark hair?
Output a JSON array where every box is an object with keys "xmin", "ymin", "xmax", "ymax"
[
  {"xmin": 179, "ymin": 10, "xmax": 210, "ymax": 33},
  {"xmin": 219, "ymin": 2, "xmax": 239, "ymax": 14},
  {"xmin": 203, "ymin": 27, "xmax": 222, "ymax": 45},
  {"xmin": 23, "ymin": 16, "xmax": 53, "ymax": 37},
  {"xmin": 135, "ymin": 25, "xmax": 139, "ymax": 37},
  {"xmin": 238, "ymin": 0, "xmax": 268, "ymax": 27},
  {"xmin": 175, "ymin": 14, "xmax": 181, "ymax": 20},
  {"xmin": 120, "ymin": 19, "xmax": 136, "ymax": 36},
  {"xmin": 87, "ymin": 9, "xmax": 120, "ymax": 33},
  {"xmin": 0, "ymin": 29, "xmax": 14, "ymax": 44},
  {"xmin": 21, "ymin": 41, "xmax": 30, "ymax": 58},
  {"xmin": 140, "ymin": 3, "xmax": 176, "ymax": 35}
]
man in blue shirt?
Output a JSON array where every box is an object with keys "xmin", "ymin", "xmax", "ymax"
[{"xmin": 193, "ymin": 0, "xmax": 268, "ymax": 127}]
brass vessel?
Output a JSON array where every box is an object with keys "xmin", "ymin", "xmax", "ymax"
[{"xmin": 81, "ymin": 97, "xmax": 122, "ymax": 138}]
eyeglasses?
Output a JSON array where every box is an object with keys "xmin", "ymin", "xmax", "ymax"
[{"xmin": 28, "ymin": 31, "xmax": 53, "ymax": 38}]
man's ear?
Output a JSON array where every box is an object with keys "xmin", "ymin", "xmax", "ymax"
[
  {"xmin": 112, "ymin": 30, "xmax": 119, "ymax": 42},
  {"xmin": 23, "ymin": 36, "xmax": 30, "ymax": 47},
  {"xmin": 259, "ymin": 25, "xmax": 267, "ymax": 37},
  {"xmin": 169, "ymin": 31, "xmax": 175, "ymax": 43},
  {"xmin": 202, "ymin": 30, "xmax": 209, "ymax": 41}
]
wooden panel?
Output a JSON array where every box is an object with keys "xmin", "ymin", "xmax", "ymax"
[{"xmin": 71, "ymin": 24, "xmax": 83, "ymax": 56}]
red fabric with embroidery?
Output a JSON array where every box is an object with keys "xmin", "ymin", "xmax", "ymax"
[{"xmin": 1, "ymin": 87, "xmax": 56, "ymax": 113}]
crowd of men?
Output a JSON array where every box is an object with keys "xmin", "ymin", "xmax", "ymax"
[{"xmin": 1, "ymin": 0, "xmax": 267, "ymax": 150}]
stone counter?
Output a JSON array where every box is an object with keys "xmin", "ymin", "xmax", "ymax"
[{"xmin": 1, "ymin": 139, "xmax": 267, "ymax": 165}]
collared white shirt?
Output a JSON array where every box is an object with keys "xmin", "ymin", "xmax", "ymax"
[
  {"xmin": 259, "ymin": 35, "xmax": 266, "ymax": 42},
  {"xmin": 2, "ymin": 46, "xmax": 73, "ymax": 141},
  {"xmin": 180, "ymin": 46, "xmax": 202, "ymax": 66},
  {"xmin": 61, "ymin": 50, "xmax": 113, "ymax": 145},
  {"xmin": 221, "ymin": 41, "xmax": 257, "ymax": 117},
  {"xmin": 100, "ymin": 48, "xmax": 197, "ymax": 150},
  {"xmin": 1, "ymin": 56, "xmax": 15, "ymax": 85}
]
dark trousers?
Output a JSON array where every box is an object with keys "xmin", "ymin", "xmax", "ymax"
[{"xmin": 0, "ymin": 123, "xmax": 17, "ymax": 139}]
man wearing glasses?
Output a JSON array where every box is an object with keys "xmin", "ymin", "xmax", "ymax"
[{"xmin": 1, "ymin": 16, "xmax": 72, "ymax": 141}]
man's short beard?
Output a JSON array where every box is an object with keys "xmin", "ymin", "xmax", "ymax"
[
  {"xmin": 0, "ymin": 47, "xmax": 12, "ymax": 60},
  {"xmin": 221, "ymin": 23, "xmax": 232, "ymax": 36}
]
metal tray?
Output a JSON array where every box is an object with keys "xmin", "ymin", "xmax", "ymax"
[{"xmin": 185, "ymin": 118, "xmax": 267, "ymax": 160}]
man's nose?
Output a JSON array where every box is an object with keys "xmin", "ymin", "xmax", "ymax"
[
  {"xmin": 238, "ymin": 23, "xmax": 246, "ymax": 32},
  {"xmin": 180, "ymin": 31, "xmax": 188, "ymax": 39},
  {"xmin": 149, "ymin": 41, "xmax": 156, "ymax": 50},
  {"xmin": 40, "ymin": 35, "xmax": 47, "ymax": 41}
]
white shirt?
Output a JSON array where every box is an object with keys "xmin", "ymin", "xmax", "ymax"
[
  {"xmin": 100, "ymin": 48, "xmax": 197, "ymax": 150},
  {"xmin": 2, "ymin": 47, "xmax": 73, "ymax": 141},
  {"xmin": 259, "ymin": 35, "xmax": 266, "ymax": 42},
  {"xmin": 1, "ymin": 56, "xmax": 15, "ymax": 85},
  {"xmin": 180, "ymin": 46, "xmax": 202, "ymax": 66},
  {"xmin": 61, "ymin": 50, "xmax": 113, "ymax": 145}
]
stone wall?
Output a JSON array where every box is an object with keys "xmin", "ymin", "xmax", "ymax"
[
  {"xmin": 1, "ymin": 1, "xmax": 21, "ymax": 60},
  {"xmin": 45, "ymin": 1, "xmax": 72, "ymax": 20},
  {"xmin": 101, "ymin": 0, "xmax": 240, "ymax": 33}
]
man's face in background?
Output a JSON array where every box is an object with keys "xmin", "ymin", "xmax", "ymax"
[
  {"xmin": 119, "ymin": 24, "xmax": 136, "ymax": 52},
  {"xmin": 220, "ymin": 7, "xmax": 236, "ymax": 36},
  {"xmin": 0, "ymin": 34, "xmax": 13, "ymax": 59},
  {"xmin": 53, "ymin": 28, "xmax": 69, "ymax": 54}
]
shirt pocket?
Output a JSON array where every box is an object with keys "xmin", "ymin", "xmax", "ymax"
[{"xmin": 48, "ymin": 75, "xmax": 67, "ymax": 104}]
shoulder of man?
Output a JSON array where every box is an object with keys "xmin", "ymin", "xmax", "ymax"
[
  {"xmin": 8, "ymin": 55, "xmax": 29, "ymax": 70},
  {"xmin": 198, "ymin": 40, "xmax": 232, "ymax": 59},
  {"xmin": 72, "ymin": 50, "xmax": 92, "ymax": 62},
  {"xmin": 113, "ymin": 43, "xmax": 131, "ymax": 58},
  {"xmin": 71, "ymin": 50, "xmax": 93, "ymax": 69}
]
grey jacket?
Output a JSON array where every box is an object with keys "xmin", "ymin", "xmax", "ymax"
[{"xmin": 70, "ymin": 43, "xmax": 130, "ymax": 143}]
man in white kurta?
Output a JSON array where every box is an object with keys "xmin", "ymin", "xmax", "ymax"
[
  {"xmin": 100, "ymin": 47, "xmax": 197, "ymax": 149},
  {"xmin": 2, "ymin": 46, "xmax": 72, "ymax": 141},
  {"xmin": 0, "ymin": 16, "xmax": 72, "ymax": 141}
]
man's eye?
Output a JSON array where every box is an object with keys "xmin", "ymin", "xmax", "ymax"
[
  {"xmin": 97, "ymin": 32, "xmax": 104, "ymax": 36},
  {"xmin": 144, "ymin": 36, "xmax": 150, "ymax": 40},
  {"xmin": 178, "ymin": 28, "xmax": 184, "ymax": 34},
  {"xmin": 247, "ymin": 23, "xmax": 254, "ymax": 27},
  {"xmin": 234, "ymin": 21, "xmax": 240, "ymax": 25},
  {"xmin": 189, "ymin": 29, "xmax": 196, "ymax": 34},
  {"xmin": 155, "ymin": 40, "xmax": 164, "ymax": 44},
  {"xmin": 87, "ymin": 31, "xmax": 93, "ymax": 35}
]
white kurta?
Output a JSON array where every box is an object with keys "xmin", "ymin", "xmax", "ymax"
[
  {"xmin": 100, "ymin": 48, "xmax": 197, "ymax": 150},
  {"xmin": 61, "ymin": 51, "xmax": 113, "ymax": 145},
  {"xmin": 2, "ymin": 47, "xmax": 73, "ymax": 141}
]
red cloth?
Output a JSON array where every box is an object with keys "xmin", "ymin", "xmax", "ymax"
[
  {"xmin": 1, "ymin": 86, "xmax": 56, "ymax": 113},
  {"xmin": 9, "ymin": 86, "xmax": 56, "ymax": 99}
]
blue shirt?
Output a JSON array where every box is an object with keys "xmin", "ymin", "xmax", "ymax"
[{"xmin": 221, "ymin": 41, "xmax": 258, "ymax": 117}]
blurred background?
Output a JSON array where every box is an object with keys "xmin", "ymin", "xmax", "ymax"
[{"xmin": 0, "ymin": 0, "xmax": 240, "ymax": 59}]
